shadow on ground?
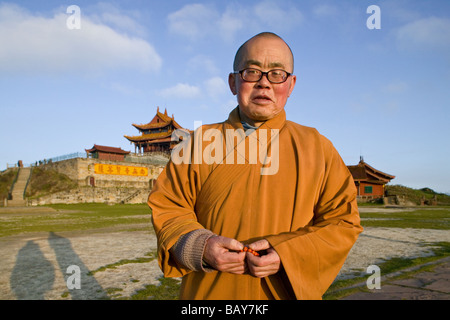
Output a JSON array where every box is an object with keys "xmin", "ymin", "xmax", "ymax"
[{"xmin": 10, "ymin": 232, "xmax": 108, "ymax": 300}]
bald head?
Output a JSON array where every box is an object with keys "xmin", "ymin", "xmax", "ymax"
[
  {"xmin": 228, "ymin": 32, "xmax": 297, "ymax": 127},
  {"xmin": 233, "ymin": 32, "xmax": 294, "ymax": 73}
]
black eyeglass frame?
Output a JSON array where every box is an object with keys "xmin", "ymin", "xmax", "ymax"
[{"xmin": 233, "ymin": 68, "xmax": 292, "ymax": 84}]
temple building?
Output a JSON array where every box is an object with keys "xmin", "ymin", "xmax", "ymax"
[
  {"xmin": 124, "ymin": 107, "xmax": 190, "ymax": 154},
  {"xmin": 85, "ymin": 144, "xmax": 130, "ymax": 161},
  {"xmin": 347, "ymin": 157, "xmax": 395, "ymax": 200}
]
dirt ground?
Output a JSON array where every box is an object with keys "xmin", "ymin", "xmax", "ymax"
[
  {"xmin": 0, "ymin": 207, "xmax": 449, "ymax": 300},
  {"xmin": 339, "ymin": 226, "xmax": 450, "ymax": 279},
  {"xmin": 0, "ymin": 228, "xmax": 163, "ymax": 300}
]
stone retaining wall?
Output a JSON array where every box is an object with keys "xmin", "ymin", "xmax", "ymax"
[
  {"xmin": 29, "ymin": 157, "xmax": 167, "ymax": 205},
  {"xmin": 40, "ymin": 158, "xmax": 165, "ymax": 189},
  {"xmin": 29, "ymin": 187, "xmax": 151, "ymax": 206}
]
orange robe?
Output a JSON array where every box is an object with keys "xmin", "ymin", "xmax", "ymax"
[{"xmin": 148, "ymin": 107, "xmax": 363, "ymax": 300}]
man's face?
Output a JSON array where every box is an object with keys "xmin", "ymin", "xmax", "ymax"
[{"xmin": 229, "ymin": 37, "xmax": 296, "ymax": 125}]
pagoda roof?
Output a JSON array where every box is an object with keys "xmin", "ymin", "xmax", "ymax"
[
  {"xmin": 144, "ymin": 137, "xmax": 173, "ymax": 144},
  {"xmin": 85, "ymin": 144, "xmax": 130, "ymax": 154},
  {"xmin": 347, "ymin": 159, "xmax": 395, "ymax": 184},
  {"xmin": 124, "ymin": 131, "xmax": 173, "ymax": 143},
  {"xmin": 132, "ymin": 107, "xmax": 183, "ymax": 131}
]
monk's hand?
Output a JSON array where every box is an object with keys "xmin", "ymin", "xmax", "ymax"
[
  {"xmin": 203, "ymin": 235, "xmax": 246, "ymax": 274},
  {"xmin": 246, "ymin": 239, "xmax": 280, "ymax": 278}
]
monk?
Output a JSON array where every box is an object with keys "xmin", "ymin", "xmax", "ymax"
[{"xmin": 148, "ymin": 32, "xmax": 363, "ymax": 300}]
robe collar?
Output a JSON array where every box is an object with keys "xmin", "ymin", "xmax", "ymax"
[{"xmin": 227, "ymin": 106, "xmax": 286, "ymax": 131}]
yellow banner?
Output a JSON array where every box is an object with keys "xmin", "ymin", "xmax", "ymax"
[{"xmin": 94, "ymin": 163, "xmax": 148, "ymax": 176}]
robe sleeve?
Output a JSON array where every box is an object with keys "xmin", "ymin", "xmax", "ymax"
[
  {"xmin": 265, "ymin": 136, "xmax": 363, "ymax": 300},
  {"xmin": 148, "ymin": 157, "xmax": 206, "ymax": 278}
]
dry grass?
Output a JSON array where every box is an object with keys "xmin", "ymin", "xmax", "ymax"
[
  {"xmin": 25, "ymin": 167, "xmax": 77, "ymax": 199},
  {"xmin": 0, "ymin": 169, "xmax": 18, "ymax": 202}
]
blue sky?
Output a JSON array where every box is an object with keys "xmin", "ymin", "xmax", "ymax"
[{"xmin": 1, "ymin": 0, "xmax": 449, "ymax": 193}]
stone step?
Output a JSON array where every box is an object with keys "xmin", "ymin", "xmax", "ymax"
[
  {"xmin": 8, "ymin": 167, "xmax": 32, "ymax": 205},
  {"xmin": 13, "ymin": 182, "xmax": 30, "ymax": 189},
  {"xmin": 7, "ymin": 200, "xmax": 27, "ymax": 207}
]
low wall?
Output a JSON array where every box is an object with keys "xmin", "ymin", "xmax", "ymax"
[
  {"xmin": 29, "ymin": 187, "xmax": 151, "ymax": 206},
  {"xmin": 30, "ymin": 157, "xmax": 166, "ymax": 205},
  {"xmin": 383, "ymin": 195, "xmax": 417, "ymax": 206},
  {"xmin": 39, "ymin": 157, "xmax": 165, "ymax": 188}
]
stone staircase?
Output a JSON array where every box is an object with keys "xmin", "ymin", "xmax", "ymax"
[
  {"xmin": 121, "ymin": 189, "xmax": 143, "ymax": 204},
  {"xmin": 8, "ymin": 167, "xmax": 32, "ymax": 207}
]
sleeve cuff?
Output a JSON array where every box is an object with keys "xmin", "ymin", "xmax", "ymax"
[{"xmin": 170, "ymin": 229, "xmax": 216, "ymax": 272}]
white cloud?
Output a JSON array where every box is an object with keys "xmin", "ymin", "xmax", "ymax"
[
  {"xmin": 204, "ymin": 77, "xmax": 228, "ymax": 99},
  {"xmin": 253, "ymin": 0, "xmax": 303, "ymax": 30},
  {"xmin": 167, "ymin": 3, "xmax": 219, "ymax": 40},
  {"xmin": 396, "ymin": 17, "xmax": 450, "ymax": 50},
  {"xmin": 88, "ymin": 2, "xmax": 147, "ymax": 37},
  {"xmin": 313, "ymin": 4, "xmax": 339, "ymax": 18},
  {"xmin": 158, "ymin": 83, "xmax": 201, "ymax": 99},
  {"xmin": 158, "ymin": 77, "xmax": 228, "ymax": 101},
  {"xmin": 187, "ymin": 55, "xmax": 220, "ymax": 75},
  {"xmin": 218, "ymin": 6, "xmax": 247, "ymax": 43},
  {"xmin": 167, "ymin": 1, "xmax": 303, "ymax": 42},
  {"xmin": 0, "ymin": 3, "xmax": 162, "ymax": 75}
]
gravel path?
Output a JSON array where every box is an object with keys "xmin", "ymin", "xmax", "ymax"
[{"xmin": 0, "ymin": 207, "xmax": 449, "ymax": 300}]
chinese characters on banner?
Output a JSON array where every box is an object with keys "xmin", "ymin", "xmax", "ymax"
[{"xmin": 94, "ymin": 163, "xmax": 148, "ymax": 176}]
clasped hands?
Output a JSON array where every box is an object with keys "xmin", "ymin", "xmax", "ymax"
[{"xmin": 203, "ymin": 235, "xmax": 280, "ymax": 278}]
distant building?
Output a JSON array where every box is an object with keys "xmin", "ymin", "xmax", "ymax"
[
  {"xmin": 347, "ymin": 158, "xmax": 395, "ymax": 200},
  {"xmin": 124, "ymin": 107, "xmax": 190, "ymax": 154},
  {"xmin": 85, "ymin": 144, "xmax": 130, "ymax": 162}
]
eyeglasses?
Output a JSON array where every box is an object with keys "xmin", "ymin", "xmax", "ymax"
[{"xmin": 234, "ymin": 68, "xmax": 291, "ymax": 84}]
